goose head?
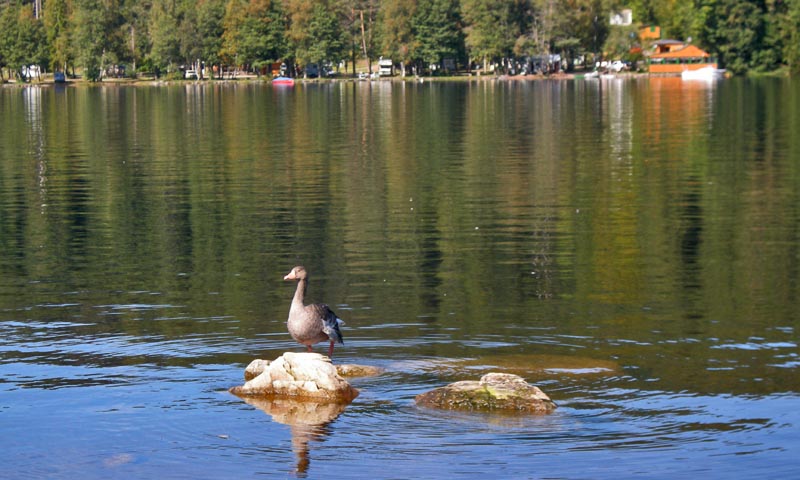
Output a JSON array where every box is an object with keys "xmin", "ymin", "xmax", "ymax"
[{"xmin": 284, "ymin": 266, "xmax": 308, "ymax": 281}]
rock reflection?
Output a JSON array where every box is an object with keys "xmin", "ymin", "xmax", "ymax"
[{"xmin": 239, "ymin": 396, "xmax": 349, "ymax": 477}]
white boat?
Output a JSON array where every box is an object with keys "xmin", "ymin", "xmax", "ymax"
[{"xmin": 681, "ymin": 66, "xmax": 726, "ymax": 81}]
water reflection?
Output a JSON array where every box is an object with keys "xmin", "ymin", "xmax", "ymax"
[
  {"xmin": 238, "ymin": 396, "xmax": 348, "ymax": 477},
  {"xmin": 1, "ymin": 79, "xmax": 800, "ymax": 478},
  {"xmin": 23, "ymin": 87, "xmax": 49, "ymax": 214}
]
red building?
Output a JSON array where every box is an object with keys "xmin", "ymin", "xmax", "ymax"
[{"xmin": 648, "ymin": 41, "xmax": 718, "ymax": 74}]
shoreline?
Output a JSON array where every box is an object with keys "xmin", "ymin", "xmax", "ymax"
[
  {"xmin": 7, "ymin": 67, "xmax": 786, "ymax": 87},
  {"xmin": 1, "ymin": 71, "xmax": 686, "ymax": 88}
]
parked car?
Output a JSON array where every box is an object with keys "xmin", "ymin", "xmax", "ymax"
[
  {"xmin": 21, "ymin": 65, "xmax": 41, "ymax": 80},
  {"xmin": 609, "ymin": 60, "xmax": 626, "ymax": 72},
  {"xmin": 378, "ymin": 58, "xmax": 394, "ymax": 76}
]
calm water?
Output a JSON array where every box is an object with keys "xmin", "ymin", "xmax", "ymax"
[{"xmin": 1, "ymin": 77, "xmax": 799, "ymax": 479}]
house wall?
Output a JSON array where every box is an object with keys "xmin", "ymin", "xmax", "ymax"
[
  {"xmin": 640, "ymin": 26, "xmax": 661, "ymax": 40},
  {"xmin": 649, "ymin": 62, "xmax": 718, "ymax": 74}
]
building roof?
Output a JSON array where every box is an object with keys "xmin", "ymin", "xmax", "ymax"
[{"xmin": 650, "ymin": 44, "xmax": 711, "ymax": 59}]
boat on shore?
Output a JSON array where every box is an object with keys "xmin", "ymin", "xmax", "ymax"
[
  {"xmin": 681, "ymin": 66, "xmax": 726, "ymax": 81},
  {"xmin": 272, "ymin": 76, "xmax": 295, "ymax": 86}
]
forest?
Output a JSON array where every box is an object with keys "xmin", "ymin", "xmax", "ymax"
[{"xmin": 1, "ymin": 0, "xmax": 800, "ymax": 81}]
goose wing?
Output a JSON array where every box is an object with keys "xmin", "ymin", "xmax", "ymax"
[{"xmin": 309, "ymin": 303, "xmax": 344, "ymax": 345}]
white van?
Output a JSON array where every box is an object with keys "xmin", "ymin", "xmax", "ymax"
[{"xmin": 378, "ymin": 58, "xmax": 393, "ymax": 77}]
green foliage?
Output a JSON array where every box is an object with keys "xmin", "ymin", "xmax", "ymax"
[
  {"xmin": 716, "ymin": 0, "xmax": 763, "ymax": 74},
  {"xmin": 18, "ymin": 5, "xmax": 50, "ymax": 73},
  {"xmin": 783, "ymin": 0, "xmax": 800, "ymax": 73},
  {"xmin": 148, "ymin": 0, "xmax": 181, "ymax": 71},
  {"xmin": 603, "ymin": 24, "xmax": 638, "ymax": 60},
  {"xmin": 413, "ymin": 0, "xmax": 462, "ymax": 67},
  {"xmin": 626, "ymin": 0, "xmax": 657, "ymax": 24},
  {"xmin": 196, "ymin": 0, "xmax": 227, "ymax": 66},
  {"xmin": 120, "ymin": 0, "xmax": 151, "ymax": 72},
  {"xmin": 174, "ymin": 0, "xmax": 227, "ymax": 72},
  {"xmin": 298, "ymin": 2, "xmax": 345, "ymax": 65},
  {"xmin": 222, "ymin": 0, "xmax": 287, "ymax": 68},
  {"xmin": 0, "ymin": 2, "xmax": 48, "ymax": 80},
  {"xmin": 71, "ymin": 0, "xmax": 110, "ymax": 81},
  {"xmin": 695, "ymin": 0, "xmax": 781, "ymax": 75},
  {"xmin": 44, "ymin": 0, "xmax": 71, "ymax": 72},
  {"xmin": 558, "ymin": 0, "xmax": 608, "ymax": 57},
  {"xmin": 378, "ymin": 0, "xmax": 417, "ymax": 65},
  {"xmin": 338, "ymin": 0, "xmax": 380, "ymax": 73},
  {"xmin": 0, "ymin": 4, "xmax": 17, "ymax": 73},
  {"xmin": 461, "ymin": 0, "xmax": 523, "ymax": 65},
  {"xmin": 513, "ymin": 0, "xmax": 552, "ymax": 58},
  {"xmin": 660, "ymin": 0, "xmax": 698, "ymax": 40}
]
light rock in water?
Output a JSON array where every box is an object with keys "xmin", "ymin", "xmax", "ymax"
[
  {"xmin": 415, "ymin": 372, "xmax": 556, "ymax": 413},
  {"xmin": 244, "ymin": 357, "xmax": 383, "ymax": 381},
  {"xmin": 244, "ymin": 359, "xmax": 273, "ymax": 381},
  {"xmin": 230, "ymin": 352, "xmax": 358, "ymax": 402}
]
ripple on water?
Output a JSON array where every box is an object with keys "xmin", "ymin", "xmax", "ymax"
[
  {"xmin": 561, "ymin": 390, "xmax": 784, "ymax": 456},
  {"xmin": 274, "ymin": 377, "xmax": 797, "ymax": 478},
  {"xmin": 711, "ymin": 341, "xmax": 797, "ymax": 350},
  {"xmin": 0, "ymin": 316, "xmax": 263, "ymax": 391}
]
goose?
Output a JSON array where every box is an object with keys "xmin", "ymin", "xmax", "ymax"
[{"xmin": 283, "ymin": 266, "xmax": 345, "ymax": 358}]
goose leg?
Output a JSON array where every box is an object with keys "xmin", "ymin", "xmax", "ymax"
[
  {"xmin": 328, "ymin": 341, "xmax": 335, "ymax": 358},
  {"xmin": 306, "ymin": 344, "xmax": 313, "ymax": 353}
]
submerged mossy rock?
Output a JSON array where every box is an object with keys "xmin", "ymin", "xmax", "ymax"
[
  {"xmin": 333, "ymin": 363, "xmax": 385, "ymax": 378},
  {"xmin": 244, "ymin": 357, "xmax": 383, "ymax": 381},
  {"xmin": 415, "ymin": 373, "xmax": 556, "ymax": 414},
  {"xmin": 231, "ymin": 352, "xmax": 359, "ymax": 402}
]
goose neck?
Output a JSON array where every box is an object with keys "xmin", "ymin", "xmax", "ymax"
[{"xmin": 292, "ymin": 278, "xmax": 307, "ymax": 307}]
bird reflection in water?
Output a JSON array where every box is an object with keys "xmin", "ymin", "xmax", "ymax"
[{"xmin": 238, "ymin": 396, "xmax": 349, "ymax": 477}]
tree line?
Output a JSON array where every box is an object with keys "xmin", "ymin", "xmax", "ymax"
[{"xmin": 1, "ymin": 0, "xmax": 800, "ymax": 82}]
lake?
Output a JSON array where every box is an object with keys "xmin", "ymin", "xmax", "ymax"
[{"xmin": 1, "ymin": 77, "xmax": 798, "ymax": 479}]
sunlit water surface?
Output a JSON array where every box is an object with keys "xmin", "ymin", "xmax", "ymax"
[{"xmin": 1, "ymin": 78, "xmax": 799, "ymax": 478}]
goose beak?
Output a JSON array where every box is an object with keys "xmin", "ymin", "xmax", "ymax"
[{"xmin": 284, "ymin": 272, "xmax": 295, "ymax": 281}]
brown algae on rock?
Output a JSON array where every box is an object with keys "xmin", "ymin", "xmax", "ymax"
[{"xmin": 415, "ymin": 373, "xmax": 557, "ymax": 414}]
